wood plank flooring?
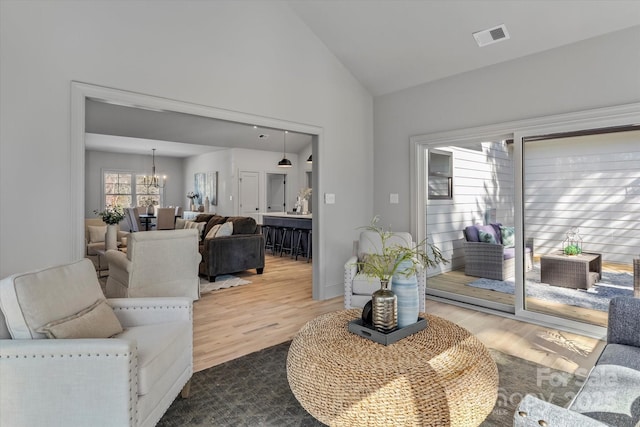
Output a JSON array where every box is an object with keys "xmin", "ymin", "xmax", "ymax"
[{"xmin": 193, "ymin": 255, "xmax": 605, "ymax": 375}]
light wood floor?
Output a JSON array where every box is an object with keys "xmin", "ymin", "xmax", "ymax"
[
  {"xmin": 429, "ymin": 261, "xmax": 633, "ymax": 327},
  {"xmin": 193, "ymin": 255, "xmax": 605, "ymax": 375}
]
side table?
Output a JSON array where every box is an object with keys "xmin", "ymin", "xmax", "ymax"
[
  {"xmin": 540, "ymin": 252, "xmax": 602, "ymax": 289},
  {"xmin": 287, "ymin": 309, "xmax": 498, "ymax": 427}
]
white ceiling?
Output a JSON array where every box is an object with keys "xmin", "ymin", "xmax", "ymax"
[
  {"xmin": 288, "ymin": 0, "xmax": 640, "ymax": 96},
  {"xmin": 85, "ymin": 100, "xmax": 313, "ymax": 157},
  {"xmin": 86, "ymin": 1, "xmax": 640, "ymax": 156}
]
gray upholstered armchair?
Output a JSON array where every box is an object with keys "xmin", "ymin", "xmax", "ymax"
[
  {"xmin": 514, "ymin": 296, "xmax": 640, "ymax": 426},
  {"xmin": 0, "ymin": 259, "xmax": 193, "ymax": 427}
]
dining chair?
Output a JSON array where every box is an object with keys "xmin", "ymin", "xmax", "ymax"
[{"xmin": 156, "ymin": 207, "xmax": 176, "ymax": 230}]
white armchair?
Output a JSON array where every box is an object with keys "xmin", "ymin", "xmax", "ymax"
[
  {"xmin": 106, "ymin": 229, "xmax": 201, "ymax": 301},
  {"xmin": 0, "ymin": 258, "xmax": 192, "ymax": 427},
  {"xmin": 344, "ymin": 230, "xmax": 426, "ymax": 311}
]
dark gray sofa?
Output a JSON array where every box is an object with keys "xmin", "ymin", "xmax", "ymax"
[
  {"xmin": 195, "ymin": 214, "xmax": 265, "ymax": 282},
  {"xmin": 514, "ymin": 296, "xmax": 640, "ymax": 426}
]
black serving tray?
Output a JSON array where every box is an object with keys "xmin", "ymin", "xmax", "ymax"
[{"xmin": 348, "ymin": 317, "xmax": 428, "ymax": 346}]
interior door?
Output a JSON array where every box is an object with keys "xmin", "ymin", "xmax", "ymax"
[
  {"xmin": 267, "ymin": 173, "xmax": 286, "ymax": 212},
  {"xmin": 239, "ymin": 171, "xmax": 260, "ymax": 216}
]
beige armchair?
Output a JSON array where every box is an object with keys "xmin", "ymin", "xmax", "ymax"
[
  {"xmin": 344, "ymin": 230, "xmax": 426, "ymax": 311},
  {"xmin": 0, "ymin": 258, "xmax": 192, "ymax": 427},
  {"xmin": 106, "ymin": 229, "xmax": 201, "ymax": 301}
]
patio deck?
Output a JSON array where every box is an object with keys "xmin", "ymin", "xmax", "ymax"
[{"xmin": 426, "ymin": 262, "xmax": 633, "ymax": 328}]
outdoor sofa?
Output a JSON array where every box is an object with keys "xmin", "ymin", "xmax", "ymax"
[
  {"xmin": 514, "ymin": 296, "xmax": 640, "ymax": 426},
  {"xmin": 463, "ymin": 223, "xmax": 533, "ymax": 281}
]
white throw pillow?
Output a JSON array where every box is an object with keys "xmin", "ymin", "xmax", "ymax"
[
  {"xmin": 87, "ymin": 225, "xmax": 107, "ymax": 243},
  {"xmin": 216, "ymin": 221, "xmax": 233, "ymax": 237},
  {"xmin": 205, "ymin": 224, "xmax": 222, "ymax": 239},
  {"xmin": 174, "ymin": 218, "xmax": 187, "ymax": 229}
]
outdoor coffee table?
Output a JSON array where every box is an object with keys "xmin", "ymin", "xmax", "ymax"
[
  {"xmin": 286, "ymin": 309, "xmax": 498, "ymax": 426},
  {"xmin": 540, "ymin": 252, "xmax": 602, "ymax": 290}
]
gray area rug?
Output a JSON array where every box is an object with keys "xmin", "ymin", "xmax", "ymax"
[
  {"xmin": 157, "ymin": 341, "xmax": 582, "ymax": 426},
  {"xmin": 468, "ymin": 265, "xmax": 634, "ymax": 311}
]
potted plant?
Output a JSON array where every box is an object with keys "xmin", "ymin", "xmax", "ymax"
[
  {"xmin": 357, "ymin": 216, "xmax": 447, "ymax": 331},
  {"xmin": 94, "ymin": 205, "xmax": 125, "ymax": 250}
]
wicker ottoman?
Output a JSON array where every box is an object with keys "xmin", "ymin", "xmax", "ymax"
[{"xmin": 287, "ymin": 309, "xmax": 498, "ymax": 427}]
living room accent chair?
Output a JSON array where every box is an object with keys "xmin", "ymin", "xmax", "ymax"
[
  {"xmin": 0, "ymin": 258, "xmax": 193, "ymax": 427},
  {"xmin": 344, "ymin": 230, "xmax": 426, "ymax": 311},
  {"xmin": 106, "ymin": 229, "xmax": 201, "ymax": 301}
]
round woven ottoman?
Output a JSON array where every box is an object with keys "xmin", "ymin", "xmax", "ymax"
[{"xmin": 287, "ymin": 309, "xmax": 498, "ymax": 426}]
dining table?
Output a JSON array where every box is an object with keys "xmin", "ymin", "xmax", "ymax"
[{"xmin": 138, "ymin": 213, "xmax": 156, "ymax": 231}]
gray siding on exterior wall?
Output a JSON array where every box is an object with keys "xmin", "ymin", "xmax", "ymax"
[
  {"xmin": 524, "ymin": 131, "xmax": 640, "ymax": 264},
  {"xmin": 427, "ymin": 141, "xmax": 514, "ymax": 273}
]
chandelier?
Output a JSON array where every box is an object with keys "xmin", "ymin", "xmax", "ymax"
[{"xmin": 143, "ymin": 148, "xmax": 166, "ymax": 189}]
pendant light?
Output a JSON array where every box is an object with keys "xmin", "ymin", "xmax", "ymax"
[
  {"xmin": 278, "ymin": 131, "xmax": 292, "ymax": 168},
  {"xmin": 142, "ymin": 148, "xmax": 167, "ymax": 188}
]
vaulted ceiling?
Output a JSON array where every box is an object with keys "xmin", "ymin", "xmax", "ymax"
[{"xmin": 86, "ymin": 1, "xmax": 640, "ymax": 156}]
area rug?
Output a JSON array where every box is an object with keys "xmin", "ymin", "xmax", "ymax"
[
  {"xmin": 468, "ymin": 266, "xmax": 634, "ymax": 311},
  {"xmin": 199, "ymin": 275, "xmax": 251, "ymax": 294},
  {"xmin": 156, "ymin": 341, "xmax": 582, "ymax": 427}
]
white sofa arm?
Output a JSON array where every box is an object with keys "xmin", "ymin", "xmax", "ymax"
[
  {"xmin": 108, "ymin": 297, "xmax": 192, "ymax": 328},
  {"xmin": 0, "ymin": 338, "xmax": 138, "ymax": 427},
  {"xmin": 344, "ymin": 256, "xmax": 359, "ymax": 309}
]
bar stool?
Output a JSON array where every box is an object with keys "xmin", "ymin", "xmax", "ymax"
[
  {"xmin": 279, "ymin": 227, "xmax": 294, "ymax": 257},
  {"xmin": 295, "ymin": 229, "xmax": 312, "ymax": 262},
  {"xmin": 263, "ymin": 225, "xmax": 276, "ymax": 255}
]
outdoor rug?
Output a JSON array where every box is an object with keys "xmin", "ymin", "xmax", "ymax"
[
  {"xmin": 156, "ymin": 341, "xmax": 582, "ymax": 427},
  {"xmin": 468, "ymin": 265, "xmax": 634, "ymax": 311},
  {"xmin": 200, "ymin": 275, "xmax": 251, "ymax": 294}
]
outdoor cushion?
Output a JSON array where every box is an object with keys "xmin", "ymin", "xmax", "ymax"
[
  {"xmin": 500, "ymin": 225, "xmax": 515, "ymax": 247},
  {"xmin": 478, "ymin": 230, "xmax": 498, "ymax": 244},
  {"xmin": 463, "ymin": 226, "xmax": 480, "ymax": 242},
  {"xmin": 476, "ymin": 224, "xmax": 499, "ymax": 244}
]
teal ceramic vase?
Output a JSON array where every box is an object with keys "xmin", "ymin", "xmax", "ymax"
[{"xmin": 392, "ymin": 261, "xmax": 419, "ymax": 328}]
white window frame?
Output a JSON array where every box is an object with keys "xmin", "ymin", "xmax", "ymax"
[
  {"xmin": 410, "ymin": 102, "xmax": 640, "ymax": 339},
  {"xmin": 102, "ymin": 169, "xmax": 163, "ymax": 209}
]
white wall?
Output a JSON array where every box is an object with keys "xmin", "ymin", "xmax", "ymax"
[
  {"xmin": 183, "ymin": 148, "xmax": 304, "ymax": 217},
  {"xmin": 0, "ymin": 0, "xmax": 373, "ymax": 300},
  {"xmin": 374, "ymin": 26, "xmax": 640, "ymax": 232},
  {"xmin": 85, "ymin": 150, "xmax": 185, "ymax": 217},
  {"xmin": 524, "ymin": 131, "xmax": 640, "ymax": 263}
]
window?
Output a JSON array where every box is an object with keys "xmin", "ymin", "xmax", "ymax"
[
  {"xmin": 103, "ymin": 171, "xmax": 161, "ymax": 208},
  {"xmin": 428, "ymin": 149, "xmax": 453, "ymax": 199}
]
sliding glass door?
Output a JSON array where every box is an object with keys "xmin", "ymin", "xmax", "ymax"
[
  {"xmin": 418, "ymin": 136, "xmax": 517, "ymax": 313},
  {"xmin": 522, "ymin": 130, "xmax": 640, "ymax": 327}
]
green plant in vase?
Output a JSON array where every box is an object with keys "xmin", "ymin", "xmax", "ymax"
[
  {"xmin": 357, "ymin": 216, "xmax": 447, "ymax": 332},
  {"xmin": 564, "ymin": 244, "xmax": 582, "ymax": 256}
]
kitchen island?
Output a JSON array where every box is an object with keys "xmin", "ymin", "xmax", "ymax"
[{"xmin": 260, "ymin": 213, "xmax": 311, "ymax": 260}]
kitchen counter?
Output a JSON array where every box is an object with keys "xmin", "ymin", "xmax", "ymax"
[{"xmin": 249, "ymin": 212, "xmax": 312, "ymax": 224}]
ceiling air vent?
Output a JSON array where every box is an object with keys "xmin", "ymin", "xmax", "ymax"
[{"xmin": 473, "ymin": 24, "xmax": 510, "ymax": 47}]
